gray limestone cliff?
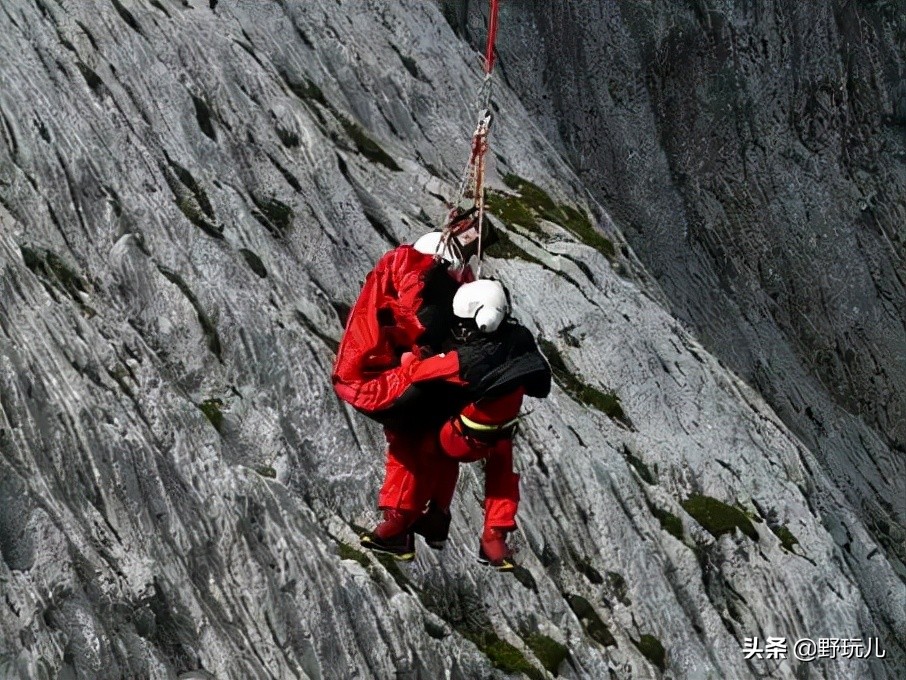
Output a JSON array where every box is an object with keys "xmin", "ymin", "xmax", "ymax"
[
  {"xmin": 449, "ymin": 0, "xmax": 906, "ymax": 577},
  {"xmin": 0, "ymin": 1, "xmax": 903, "ymax": 679}
]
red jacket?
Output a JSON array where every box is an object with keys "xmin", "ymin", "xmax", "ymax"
[{"xmin": 332, "ymin": 245, "xmax": 467, "ymax": 417}]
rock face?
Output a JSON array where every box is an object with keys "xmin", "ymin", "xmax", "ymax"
[
  {"xmin": 450, "ymin": 0, "xmax": 906, "ymax": 571},
  {"xmin": 0, "ymin": 2, "xmax": 902, "ymax": 679}
]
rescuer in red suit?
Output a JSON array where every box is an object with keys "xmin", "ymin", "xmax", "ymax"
[
  {"xmin": 435, "ymin": 280, "xmax": 550, "ymax": 569},
  {"xmin": 332, "ymin": 230, "xmax": 475, "ymax": 559}
]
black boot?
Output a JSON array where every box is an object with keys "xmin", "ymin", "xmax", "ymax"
[
  {"xmin": 360, "ymin": 531, "xmax": 415, "ymax": 561},
  {"xmin": 360, "ymin": 509, "xmax": 417, "ymax": 561},
  {"xmin": 477, "ymin": 527, "xmax": 515, "ymax": 571},
  {"xmin": 410, "ymin": 502, "xmax": 451, "ymax": 550}
]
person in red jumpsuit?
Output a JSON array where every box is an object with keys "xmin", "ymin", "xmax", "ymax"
[
  {"xmin": 435, "ymin": 279, "xmax": 551, "ymax": 569},
  {"xmin": 332, "ymin": 230, "xmax": 475, "ymax": 559}
]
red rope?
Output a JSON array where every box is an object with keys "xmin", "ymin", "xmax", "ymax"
[
  {"xmin": 442, "ymin": 0, "xmax": 501, "ymax": 273},
  {"xmin": 484, "ymin": 0, "xmax": 501, "ymax": 74}
]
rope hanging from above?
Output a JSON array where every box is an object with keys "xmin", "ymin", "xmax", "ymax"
[{"xmin": 440, "ymin": 0, "xmax": 502, "ymax": 276}]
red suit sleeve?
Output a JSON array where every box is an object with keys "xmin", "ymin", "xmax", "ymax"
[
  {"xmin": 333, "ymin": 246, "xmax": 466, "ymax": 415},
  {"xmin": 385, "ymin": 247, "xmax": 430, "ymax": 348}
]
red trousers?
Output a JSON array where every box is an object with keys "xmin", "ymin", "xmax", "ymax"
[
  {"xmin": 377, "ymin": 427, "xmax": 460, "ymax": 513},
  {"xmin": 377, "ymin": 389, "xmax": 524, "ymax": 531}
]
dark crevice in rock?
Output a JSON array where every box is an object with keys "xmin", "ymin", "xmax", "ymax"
[
  {"xmin": 294, "ymin": 311, "xmax": 338, "ymax": 354},
  {"xmin": 76, "ymin": 61, "xmax": 103, "ymax": 91},
  {"xmin": 250, "ymin": 193, "xmax": 293, "ymax": 239},
  {"xmin": 239, "ymin": 249, "xmax": 267, "ymax": 278},
  {"xmin": 20, "ymin": 245, "xmax": 89, "ymax": 306},
  {"xmin": 362, "ymin": 211, "xmax": 398, "ymax": 247},
  {"xmin": 538, "ymin": 337, "xmax": 632, "ymax": 428},
  {"xmin": 110, "ymin": 0, "xmax": 143, "ymax": 36},
  {"xmin": 390, "ymin": 44, "xmax": 423, "ymax": 81},
  {"xmin": 191, "ymin": 95, "xmax": 217, "ymax": 141},
  {"xmin": 335, "ymin": 116, "xmax": 401, "ymax": 172},
  {"xmin": 233, "ymin": 37, "xmax": 261, "ymax": 67},
  {"xmin": 156, "ymin": 265, "xmax": 223, "ymax": 362},
  {"xmin": 75, "ymin": 21, "xmax": 98, "ymax": 50},
  {"xmin": 622, "ymin": 444, "xmax": 657, "ymax": 485},
  {"xmin": 565, "ymin": 593, "xmax": 616, "ymax": 647},
  {"xmin": 161, "ymin": 155, "xmax": 221, "ymax": 238},
  {"xmin": 53, "ymin": 149, "xmax": 91, "ymax": 240},
  {"xmin": 0, "ymin": 107, "xmax": 18, "ymax": 157},
  {"xmin": 145, "ymin": 579, "xmax": 203, "ymax": 673},
  {"xmin": 631, "ymin": 634, "xmax": 666, "ymax": 673},
  {"xmin": 289, "ymin": 20, "xmax": 314, "ymax": 50},
  {"xmin": 265, "ymin": 152, "xmax": 302, "ymax": 192}
]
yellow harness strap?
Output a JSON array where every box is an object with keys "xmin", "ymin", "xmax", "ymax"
[{"xmin": 459, "ymin": 414, "xmax": 519, "ymax": 432}]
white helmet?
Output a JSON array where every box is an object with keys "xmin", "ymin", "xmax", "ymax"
[
  {"xmin": 413, "ymin": 231, "xmax": 461, "ymax": 267},
  {"xmin": 453, "ymin": 279, "xmax": 509, "ymax": 333}
]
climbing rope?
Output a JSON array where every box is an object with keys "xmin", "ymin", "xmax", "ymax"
[{"xmin": 440, "ymin": 0, "xmax": 502, "ymax": 277}]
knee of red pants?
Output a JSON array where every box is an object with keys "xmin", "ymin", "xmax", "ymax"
[
  {"xmin": 484, "ymin": 472, "xmax": 520, "ymax": 530},
  {"xmin": 440, "ymin": 389, "xmax": 524, "ymax": 462},
  {"xmin": 483, "ymin": 440, "xmax": 519, "ymax": 530},
  {"xmin": 430, "ymin": 454, "xmax": 460, "ymax": 510},
  {"xmin": 438, "ymin": 418, "xmax": 491, "ymax": 462},
  {"xmin": 377, "ymin": 427, "xmax": 437, "ymax": 511},
  {"xmin": 378, "ymin": 453, "xmax": 421, "ymax": 510},
  {"xmin": 461, "ymin": 388, "xmax": 524, "ymax": 425}
]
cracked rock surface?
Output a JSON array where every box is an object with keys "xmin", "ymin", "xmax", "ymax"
[
  {"xmin": 0, "ymin": 1, "xmax": 903, "ymax": 679},
  {"xmin": 452, "ymin": 0, "xmax": 906, "ymax": 572}
]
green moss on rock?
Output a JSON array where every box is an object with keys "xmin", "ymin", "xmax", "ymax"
[
  {"xmin": 538, "ymin": 338, "xmax": 630, "ymax": 426},
  {"xmin": 239, "ymin": 249, "xmax": 267, "ymax": 278},
  {"xmin": 497, "ymin": 174, "xmax": 616, "ymax": 258},
  {"xmin": 338, "ymin": 117, "xmax": 401, "ymax": 171},
  {"xmin": 168, "ymin": 160, "xmax": 214, "ymax": 218},
  {"xmin": 281, "ymin": 73, "xmax": 328, "ymax": 107},
  {"xmin": 483, "ymin": 228, "xmax": 545, "ymax": 266},
  {"xmin": 21, "ymin": 246, "xmax": 89, "ymax": 305},
  {"xmin": 175, "ymin": 195, "xmax": 222, "ymax": 239},
  {"xmin": 681, "ymin": 495, "xmax": 758, "ymax": 540},
  {"xmin": 771, "ymin": 524, "xmax": 799, "ymax": 552},
  {"xmin": 337, "ymin": 543, "xmax": 370, "ymax": 568},
  {"xmin": 163, "ymin": 158, "xmax": 221, "ymax": 239},
  {"xmin": 574, "ymin": 555, "xmax": 604, "ymax": 585},
  {"xmin": 465, "ymin": 631, "xmax": 542, "ymax": 680},
  {"xmin": 372, "ymin": 553, "xmax": 412, "ymax": 591},
  {"xmin": 524, "ymin": 633, "xmax": 569, "ymax": 675},
  {"xmin": 558, "ymin": 204, "xmax": 616, "ymax": 258},
  {"xmin": 623, "ymin": 445, "xmax": 656, "ymax": 484},
  {"xmin": 198, "ymin": 399, "xmax": 224, "ymax": 432},
  {"xmin": 606, "ymin": 572, "xmax": 630, "ymax": 605},
  {"xmin": 502, "ymin": 173, "xmax": 559, "ymax": 214},
  {"xmin": 250, "ymin": 194, "xmax": 294, "ymax": 238},
  {"xmin": 484, "ymin": 189, "xmax": 542, "ymax": 232},
  {"xmin": 566, "ymin": 594, "xmax": 616, "ymax": 647},
  {"xmin": 651, "ymin": 505, "xmax": 684, "ymax": 541},
  {"xmin": 633, "ymin": 634, "xmax": 666, "ymax": 671}
]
